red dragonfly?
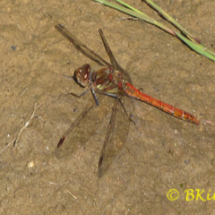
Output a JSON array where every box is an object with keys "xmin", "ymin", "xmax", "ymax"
[{"xmin": 55, "ymin": 24, "xmax": 199, "ymax": 177}]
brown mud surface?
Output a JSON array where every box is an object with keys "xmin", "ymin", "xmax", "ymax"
[{"xmin": 0, "ymin": 0, "xmax": 214, "ymax": 214}]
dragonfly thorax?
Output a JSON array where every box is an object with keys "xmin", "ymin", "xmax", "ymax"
[{"xmin": 74, "ymin": 64, "xmax": 92, "ymax": 87}]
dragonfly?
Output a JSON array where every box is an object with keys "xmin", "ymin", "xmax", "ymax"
[{"xmin": 55, "ymin": 24, "xmax": 199, "ymax": 177}]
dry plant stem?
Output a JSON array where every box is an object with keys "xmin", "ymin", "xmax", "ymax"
[
  {"xmin": 65, "ymin": 189, "xmax": 77, "ymax": 199},
  {"xmin": 0, "ymin": 103, "xmax": 38, "ymax": 154}
]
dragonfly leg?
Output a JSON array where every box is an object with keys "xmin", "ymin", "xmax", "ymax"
[
  {"xmin": 91, "ymin": 87, "xmax": 99, "ymax": 106},
  {"xmin": 62, "ymin": 74, "xmax": 74, "ymax": 80},
  {"xmin": 117, "ymin": 97, "xmax": 136, "ymax": 125},
  {"xmin": 68, "ymin": 86, "xmax": 100, "ymax": 106},
  {"xmin": 68, "ymin": 86, "xmax": 91, "ymax": 98},
  {"xmin": 100, "ymin": 92, "xmax": 136, "ymax": 124}
]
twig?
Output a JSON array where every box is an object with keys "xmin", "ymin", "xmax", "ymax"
[
  {"xmin": 65, "ymin": 189, "xmax": 77, "ymax": 199},
  {"xmin": 0, "ymin": 103, "xmax": 38, "ymax": 154}
]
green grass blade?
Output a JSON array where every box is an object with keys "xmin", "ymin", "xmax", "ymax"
[
  {"xmin": 94, "ymin": 0, "xmax": 176, "ymax": 36},
  {"xmin": 144, "ymin": 0, "xmax": 200, "ymax": 44},
  {"xmin": 114, "ymin": 0, "xmax": 148, "ymax": 15},
  {"xmin": 94, "ymin": 0, "xmax": 215, "ymax": 61},
  {"xmin": 176, "ymin": 32, "xmax": 215, "ymax": 61}
]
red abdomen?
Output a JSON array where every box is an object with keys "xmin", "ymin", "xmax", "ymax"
[{"xmin": 124, "ymin": 82, "xmax": 199, "ymax": 124}]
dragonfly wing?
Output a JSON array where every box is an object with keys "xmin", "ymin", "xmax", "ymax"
[
  {"xmin": 97, "ymin": 29, "xmax": 133, "ymax": 177},
  {"xmin": 55, "ymin": 94, "xmax": 109, "ymax": 159},
  {"xmin": 55, "ymin": 24, "xmax": 111, "ymax": 68},
  {"xmin": 99, "ymin": 29, "xmax": 132, "ymax": 83},
  {"xmin": 98, "ymin": 96, "xmax": 131, "ymax": 177}
]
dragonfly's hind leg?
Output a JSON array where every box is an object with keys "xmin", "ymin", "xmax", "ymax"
[
  {"xmin": 101, "ymin": 92, "xmax": 136, "ymax": 124},
  {"xmin": 117, "ymin": 98, "xmax": 136, "ymax": 125}
]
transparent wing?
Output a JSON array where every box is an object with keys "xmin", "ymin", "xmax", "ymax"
[
  {"xmin": 97, "ymin": 29, "xmax": 132, "ymax": 177},
  {"xmin": 99, "ymin": 29, "xmax": 132, "ymax": 83},
  {"xmin": 55, "ymin": 94, "xmax": 109, "ymax": 159},
  {"xmin": 98, "ymin": 97, "xmax": 131, "ymax": 177},
  {"xmin": 55, "ymin": 24, "xmax": 111, "ymax": 67}
]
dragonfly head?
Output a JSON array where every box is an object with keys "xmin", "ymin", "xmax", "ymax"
[{"xmin": 74, "ymin": 64, "xmax": 91, "ymax": 87}]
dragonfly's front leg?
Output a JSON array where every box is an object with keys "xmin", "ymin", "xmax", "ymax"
[
  {"xmin": 68, "ymin": 86, "xmax": 91, "ymax": 98},
  {"xmin": 62, "ymin": 74, "xmax": 93, "ymax": 99}
]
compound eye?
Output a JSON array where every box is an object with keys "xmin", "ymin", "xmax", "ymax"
[
  {"xmin": 81, "ymin": 64, "xmax": 91, "ymax": 81},
  {"xmin": 74, "ymin": 68, "xmax": 82, "ymax": 84},
  {"xmin": 74, "ymin": 64, "xmax": 91, "ymax": 87}
]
